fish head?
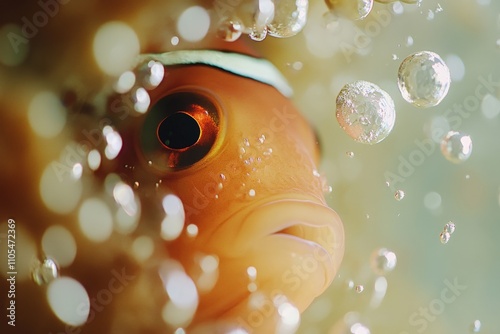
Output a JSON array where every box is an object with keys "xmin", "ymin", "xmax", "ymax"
[{"xmin": 115, "ymin": 43, "xmax": 345, "ymax": 328}]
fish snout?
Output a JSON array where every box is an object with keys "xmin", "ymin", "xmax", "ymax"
[{"xmin": 208, "ymin": 197, "xmax": 345, "ymax": 292}]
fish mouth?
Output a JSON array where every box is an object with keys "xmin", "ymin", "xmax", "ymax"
[{"xmin": 207, "ymin": 194, "xmax": 345, "ymax": 289}]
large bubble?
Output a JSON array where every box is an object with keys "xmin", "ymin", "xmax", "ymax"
[{"xmin": 336, "ymin": 80, "xmax": 396, "ymax": 144}]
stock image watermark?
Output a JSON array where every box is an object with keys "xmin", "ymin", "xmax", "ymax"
[
  {"xmin": 5, "ymin": 219, "xmax": 17, "ymax": 327},
  {"xmin": 339, "ymin": 8, "xmax": 393, "ymax": 63},
  {"xmin": 399, "ymin": 277, "xmax": 467, "ymax": 333},
  {"xmin": 384, "ymin": 74, "xmax": 500, "ymax": 192},
  {"xmin": 7, "ymin": 0, "xmax": 71, "ymax": 53},
  {"xmin": 49, "ymin": 267, "xmax": 135, "ymax": 334}
]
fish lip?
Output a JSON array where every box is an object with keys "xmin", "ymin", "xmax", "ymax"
[{"xmin": 207, "ymin": 194, "xmax": 345, "ymax": 287}]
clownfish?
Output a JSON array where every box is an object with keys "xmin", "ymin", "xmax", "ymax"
[{"xmin": 111, "ymin": 39, "xmax": 346, "ymax": 332}]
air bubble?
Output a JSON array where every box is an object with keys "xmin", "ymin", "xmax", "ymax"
[
  {"xmin": 355, "ymin": 285, "xmax": 364, "ymax": 293},
  {"xmin": 398, "ymin": 51, "xmax": 451, "ymax": 108},
  {"xmin": 217, "ymin": 19, "xmax": 243, "ymax": 42},
  {"xmin": 346, "ymin": 151, "xmax": 355, "ymax": 158},
  {"xmin": 370, "ymin": 248, "xmax": 397, "ymax": 275},
  {"xmin": 440, "ymin": 131, "xmax": 473, "ymax": 164},
  {"xmin": 394, "ymin": 190, "xmax": 405, "ymax": 201},
  {"xmin": 32, "ymin": 257, "xmax": 60, "ymax": 285},
  {"xmin": 471, "ymin": 319, "xmax": 481, "ymax": 332},
  {"xmin": 336, "ymin": 80, "xmax": 396, "ymax": 145},
  {"xmin": 267, "ymin": 0, "xmax": 309, "ymax": 38},
  {"xmin": 439, "ymin": 231, "xmax": 450, "ymax": 244},
  {"xmin": 444, "ymin": 221, "xmax": 456, "ymax": 234}
]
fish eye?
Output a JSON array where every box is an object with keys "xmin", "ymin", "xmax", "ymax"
[{"xmin": 139, "ymin": 90, "xmax": 222, "ymax": 171}]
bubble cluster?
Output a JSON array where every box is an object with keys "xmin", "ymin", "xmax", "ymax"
[
  {"xmin": 336, "ymin": 80, "xmax": 396, "ymax": 144},
  {"xmin": 215, "ymin": 0, "xmax": 309, "ymax": 42},
  {"xmin": 397, "ymin": 51, "xmax": 451, "ymax": 108},
  {"xmin": 370, "ymin": 248, "xmax": 397, "ymax": 275},
  {"xmin": 439, "ymin": 221, "xmax": 456, "ymax": 244},
  {"xmin": 440, "ymin": 131, "xmax": 473, "ymax": 164}
]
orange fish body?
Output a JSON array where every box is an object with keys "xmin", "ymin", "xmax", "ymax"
[{"xmin": 113, "ymin": 39, "xmax": 346, "ymax": 332}]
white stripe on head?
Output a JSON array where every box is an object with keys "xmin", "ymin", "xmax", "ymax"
[{"xmin": 136, "ymin": 50, "xmax": 293, "ymax": 97}]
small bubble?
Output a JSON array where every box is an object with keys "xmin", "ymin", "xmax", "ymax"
[
  {"xmin": 440, "ymin": 131, "xmax": 473, "ymax": 164},
  {"xmin": 355, "ymin": 285, "xmax": 364, "ymax": 293},
  {"xmin": 336, "ymin": 80, "xmax": 396, "ymax": 145},
  {"xmin": 370, "ymin": 248, "xmax": 397, "ymax": 275},
  {"xmin": 444, "ymin": 221, "xmax": 456, "ymax": 234},
  {"xmin": 347, "ymin": 280, "xmax": 355, "ymax": 289},
  {"xmin": 394, "ymin": 190, "xmax": 405, "ymax": 201},
  {"xmin": 398, "ymin": 51, "xmax": 451, "ymax": 108},
  {"xmin": 471, "ymin": 319, "xmax": 481, "ymax": 332},
  {"xmin": 346, "ymin": 151, "xmax": 355, "ymax": 158},
  {"xmin": 248, "ymin": 189, "xmax": 256, "ymax": 197},
  {"xmin": 465, "ymin": 174, "xmax": 470, "ymax": 180},
  {"xmin": 439, "ymin": 231, "xmax": 451, "ymax": 244},
  {"xmin": 133, "ymin": 181, "xmax": 140, "ymax": 189},
  {"xmin": 392, "ymin": 54, "xmax": 399, "ymax": 60},
  {"xmin": 32, "ymin": 257, "xmax": 60, "ymax": 285}
]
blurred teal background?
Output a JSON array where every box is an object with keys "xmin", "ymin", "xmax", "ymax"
[{"xmin": 257, "ymin": 0, "xmax": 500, "ymax": 332}]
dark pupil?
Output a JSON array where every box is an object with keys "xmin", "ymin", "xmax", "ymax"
[{"xmin": 157, "ymin": 112, "xmax": 200, "ymax": 150}]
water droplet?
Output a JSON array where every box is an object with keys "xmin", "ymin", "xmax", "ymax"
[
  {"xmin": 217, "ymin": 19, "xmax": 243, "ymax": 42},
  {"xmin": 406, "ymin": 36, "xmax": 414, "ymax": 47},
  {"xmin": 247, "ymin": 266, "xmax": 257, "ymax": 280},
  {"xmin": 114, "ymin": 70, "xmax": 136, "ymax": 93},
  {"xmin": 249, "ymin": 26, "xmax": 268, "ymax": 41},
  {"xmin": 355, "ymin": 285, "xmax": 364, "ymax": 293},
  {"xmin": 444, "ymin": 221, "xmax": 456, "ymax": 234},
  {"xmin": 440, "ymin": 131, "xmax": 473, "ymax": 164},
  {"xmin": 398, "ymin": 51, "xmax": 451, "ymax": 108},
  {"xmin": 336, "ymin": 80, "xmax": 396, "ymax": 145},
  {"xmin": 267, "ymin": 0, "xmax": 309, "ymax": 38},
  {"xmin": 394, "ymin": 190, "xmax": 405, "ymax": 201},
  {"xmin": 370, "ymin": 248, "xmax": 397, "ymax": 275},
  {"xmin": 186, "ymin": 224, "xmax": 198, "ymax": 238},
  {"xmin": 439, "ymin": 231, "xmax": 451, "ymax": 244},
  {"xmin": 471, "ymin": 319, "xmax": 481, "ymax": 332},
  {"xmin": 32, "ymin": 257, "xmax": 60, "ymax": 285},
  {"xmin": 177, "ymin": 6, "xmax": 210, "ymax": 42},
  {"xmin": 137, "ymin": 60, "xmax": 165, "ymax": 90},
  {"xmin": 47, "ymin": 277, "xmax": 91, "ymax": 326}
]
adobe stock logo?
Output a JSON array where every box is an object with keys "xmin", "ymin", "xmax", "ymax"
[
  {"xmin": 7, "ymin": 0, "xmax": 71, "ymax": 54},
  {"xmin": 400, "ymin": 277, "xmax": 467, "ymax": 334}
]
